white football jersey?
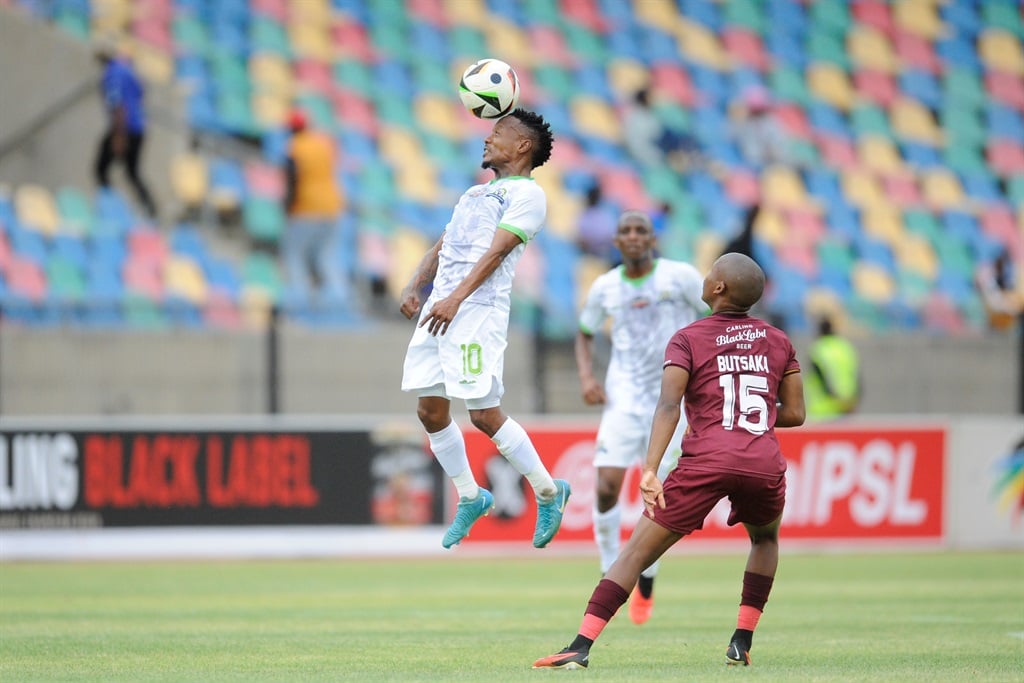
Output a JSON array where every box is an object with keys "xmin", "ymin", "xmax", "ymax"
[
  {"xmin": 579, "ymin": 259, "xmax": 706, "ymax": 414},
  {"xmin": 432, "ymin": 176, "xmax": 546, "ymax": 312}
]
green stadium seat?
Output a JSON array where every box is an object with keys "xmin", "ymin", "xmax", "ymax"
[
  {"xmin": 723, "ymin": 0, "xmax": 766, "ymax": 33},
  {"xmin": 56, "ymin": 186, "xmax": 94, "ymax": 236},
  {"xmin": 943, "ymin": 68, "xmax": 986, "ymax": 108},
  {"xmin": 810, "ymin": 0, "xmax": 851, "ymax": 36},
  {"xmin": 771, "ymin": 66, "xmax": 810, "ymax": 105},
  {"xmin": 807, "ymin": 31, "xmax": 849, "ymax": 69},
  {"xmin": 243, "ymin": 197, "xmax": 285, "ymax": 244},
  {"xmin": 982, "ymin": 2, "xmax": 1024, "ymax": 40},
  {"xmin": 123, "ymin": 293, "xmax": 169, "ymax": 329},
  {"xmin": 251, "ymin": 16, "xmax": 291, "ymax": 57},
  {"xmin": 850, "ymin": 104, "xmax": 892, "ymax": 138}
]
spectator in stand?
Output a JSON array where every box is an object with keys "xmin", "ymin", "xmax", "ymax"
[
  {"xmin": 575, "ymin": 182, "xmax": 619, "ymax": 265},
  {"xmin": 94, "ymin": 42, "xmax": 158, "ymax": 220},
  {"xmin": 804, "ymin": 317, "xmax": 861, "ymax": 421},
  {"xmin": 282, "ymin": 109, "xmax": 349, "ymax": 304},
  {"xmin": 729, "ymin": 86, "xmax": 793, "ymax": 170},
  {"xmin": 975, "ymin": 249, "xmax": 1023, "ymax": 332}
]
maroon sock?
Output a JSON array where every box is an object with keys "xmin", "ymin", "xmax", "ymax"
[
  {"xmin": 741, "ymin": 571, "xmax": 774, "ymax": 611},
  {"xmin": 586, "ymin": 578, "xmax": 631, "ymax": 621}
]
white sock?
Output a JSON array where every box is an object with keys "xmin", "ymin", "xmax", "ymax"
[
  {"xmin": 593, "ymin": 504, "xmax": 621, "ymax": 574},
  {"xmin": 491, "ymin": 418, "xmax": 556, "ymax": 499},
  {"xmin": 640, "ymin": 560, "xmax": 660, "ymax": 579},
  {"xmin": 427, "ymin": 421, "xmax": 479, "ymax": 500}
]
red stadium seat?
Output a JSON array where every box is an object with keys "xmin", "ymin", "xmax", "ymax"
[
  {"xmin": 528, "ymin": 26, "xmax": 576, "ymax": 68},
  {"xmin": 408, "ymin": 0, "xmax": 448, "ymax": 27},
  {"xmin": 332, "ymin": 89, "xmax": 378, "ymax": 136},
  {"xmin": 331, "ymin": 18, "xmax": 375, "ymax": 61},
  {"xmin": 294, "ymin": 58, "xmax": 333, "ymax": 95},
  {"xmin": 649, "ymin": 62, "xmax": 697, "ymax": 106},
  {"xmin": 987, "ymin": 140, "xmax": 1024, "ymax": 174},
  {"xmin": 6, "ymin": 256, "xmax": 46, "ymax": 302},
  {"xmin": 852, "ymin": 0, "xmax": 894, "ymax": 36},
  {"xmin": 774, "ymin": 103, "xmax": 812, "ymax": 139},
  {"xmin": 894, "ymin": 29, "xmax": 942, "ymax": 74},
  {"xmin": 722, "ymin": 28, "xmax": 770, "ymax": 72},
  {"xmin": 252, "ymin": 0, "xmax": 288, "ymax": 22},
  {"xmin": 882, "ymin": 173, "xmax": 922, "ymax": 208},
  {"xmin": 853, "ymin": 69, "xmax": 897, "ymax": 107},
  {"xmin": 817, "ymin": 135, "xmax": 859, "ymax": 169},
  {"xmin": 986, "ymin": 70, "xmax": 1024, "ymax": 112},
  {"xmin": 724, "ymin": 170, "xmax": 761, "ymax": 206},
  {"xmin": 561, "ymin": 0, "xmax": 609, "ymax": 32}
]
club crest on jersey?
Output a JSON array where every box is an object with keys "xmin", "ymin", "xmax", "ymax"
[
  {"xmin": 485, "ymin": 187, "xmax": 509, "ymax": 204},
  {"xmin": 629, "ymin": 296, "xmax": 651, "ymax": 309}
]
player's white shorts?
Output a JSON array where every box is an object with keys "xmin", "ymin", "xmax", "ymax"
[
  {"xmin": 594, "ymin": 407, "xmax": 687, "ymax": 478},
  {"xmin": 401, "ymin": 300, "xmax": 508, "ymax": 403}
]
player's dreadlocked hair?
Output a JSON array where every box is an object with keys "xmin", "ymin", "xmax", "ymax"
[{"xmin": 510, "ymin": 108, "xmax": 554, "ymax": 169}]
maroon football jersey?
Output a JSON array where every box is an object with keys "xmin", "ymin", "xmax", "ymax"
[{"xmin": 664, "ymin": 312, "xmax": 800, "ymax": 478}]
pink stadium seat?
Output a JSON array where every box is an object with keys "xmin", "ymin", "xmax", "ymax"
[
  {"xmin": 134, "ymin": 0, "xmax": 172, "ymax": 23},
  {"xmin": 550, "ymin": 136, "xmax": 585, "ymax": 167},
  {"xmin": 408, "ymin": 0, "xmax": 447, "ymax": 26},
  {"xmin": 980, "ymin": 204, "xmax": 1021, "ymax": 253},
  {"xmin": 132, "ymin": 17, "xmax": 172, "ymax": 53},
  {"xmin": 245, "ymin": 161, "xmax": 285, "ymax": 201},
  {"xmin": 598, "ymin": 166, "xmax": 652, "ymax": 211},
  {"xmin": 128, "ymin": 229, "xmax": 169, "ymax": 267},
  {"xmin": 724, "ymin": 170, "xmax": 761, "ymax": 206},
  {"xmin": 6, "ymin": 256, "xmax": 47, "ymax": 302},
  {"xmin": 853, "ymin": 69, "xmax": 897, "ymax": 107},
  {"xmin": 722, "ymin": 28, "xmax": 770, "ymax": 72},
  {"xmin": 774, "ymin": 103, "xmax": 812, "ymax": 139},
  {"xmin": 921, "ymin": 293, "xmax": 965, "ymax": 334},
  {"xmin": 252, "ymin": 0, "xmax": 288, "ymax": 21},
  {"xmin": 0, "ymin": 229, "xmax": 11, "ymax": 272},
  {"xmin": 987, "ymin": 140, "xmax": 1024, "ymax": 174},
  {"xmin": 818, "ymin": 136, "xmax": 858, "ymax": 169},
  {"xmin": 528, "ymin": 26, "xmax": 576, "ymax": 68},
  {"xmin": 894, "ymin": 29, "xmax": 942, "ymax": 74},
  {"xmin": 123, "ymin": 260, "xmax": 164, "ymax": 299},
  {"xmin": 785, "ymin": 207, "xmax": 826, "ymax": 242},
  {"xmin": 561, "ymin": 0, "xmax": 609, "ymax": 32},
  {"xmin": 331, "ymin": 19, "xmax": 375, "ymax": 61},
  {"xmin": 332, "ymin": 89, "xmax": 378, "ymax": 136},
  {"xmin": 650, "ymin": 63, "xmax": 697, "ymax": 106},
  {"xmin": 882, "ymin": 173, "xmax": 922, "ymax": 208},
  {"xmin": 295, "ymin": 59, "xmax": 332, "ymax": 95},
  {"xmin": 986, "ymin": 71, "xmax": 1024, "ymax": 112},
  {"xmin": 852, "ymin": 0, "xmax": 894, "ymax": 36},
  {"xmin": 776, "ymin": 240, "xmax": 818, "ymax": 278},
  {"xmin": 203, "ymin": 289, "xmax": 242, "ymax": 328}
]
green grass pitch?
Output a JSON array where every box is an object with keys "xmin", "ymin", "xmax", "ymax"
[{"xmin": 1, "ymin": 551, "xmax": 1021, "ymax": 681}]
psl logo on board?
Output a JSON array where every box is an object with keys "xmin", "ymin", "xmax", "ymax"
[{"xmin": 991, "ymin": 434, "xmax": 1024, "ymax": 527}]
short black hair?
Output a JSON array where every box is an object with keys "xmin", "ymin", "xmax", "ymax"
[{"xmin": 509, "ymin": 109, "xmax": 553, "ymax": 169}]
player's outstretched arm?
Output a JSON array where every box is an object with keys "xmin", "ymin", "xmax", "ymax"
[
  {"xmin": 775, "ymin": 371, "xmax": 806, "ymax": 428},
  {"xmin": 399, "ymin": 235, "xmax": 444, "ymax": 319}
]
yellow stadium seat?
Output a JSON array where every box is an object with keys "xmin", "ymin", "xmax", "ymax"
[
  {"xmin": 694, "ymin": 232, "xmax": 725, "ymax": 275},
  {"xmin": 396, "ymin": 164, "xmax": 440, "ymax": 204},
  {"xmin": 164, "ymin": 255, "xmax": 208, "ymax": 305},
  {"xmin": 543, "ymin": 187, "xmax": 580, "ymax": 241},
  {"xmin": 852, "ymin": 262, "xmax": 896, "ymax": 303},
  {"xmin": 240, "ymin": 288, "xmax": 273, "ymax": 330},
  {"xmin": 893, "ymin": 0, "xmax": 945, "ymax": 40},
  {"xmin": 891, "ymin": 97, "xmax": 943, "ymax": 145},
  {"xmin": 893, "ymin": 232, "xmax": 938, "ymax": 280},
  {"xmin": 921, "ymin": 169, "xmax": 966, "ymax": 210},
  {"xmin": 131, "ymin": 42, "xmax": 174, "ymax": 84},
  {"xmin": 91, "ymin": 0, "xmax": 131, "ymax": 33},
  {"xmin": 808, "ymin": 63, "xmax": 855, "ymax": 110},
  {"xmin": 14, "ymin": 184, "xmax": 60, "ymax": 236},
  {"xmin": 252, "ymin": 91, "xmax": 290, "ymax": 128},
  {"xmin": 858, "ymin": 136, "xmax": 904, "ymax": 174},
  {"xmin": 576, "ymin": 255, "xmax": 609, "ymax": 308},
  {"xmin": 841, "ymin": 169, "xmax": 886, "ymax": 209},
  {"xmin": 607, "ymin": 58, "xmax": 651, "ymax": 100},
  {"xmin": 443, "ymin": 0, "xmax": 487, "ymax": 27},
  {"xmin": 414, "ymin": 94, "xmax": 464, "ymax": 140},
  {"xmin": 289, "ymin": 0, "xmax": 331, "ymax": 24},
  {"xmin": 250, "ymin": 54, "xmax": 293, "ymax": 98},
  {"xmin": 386, "ymin": 228, "xmax": 432, "ymax": 300},
  {"xmin": 761, "ymin": 166, "xmax": 814, "ymax": 211},
  {"xmin": 804, "ymin": 286, "xmax": 848, "ymax": 326},
  {"xmin": 752, "ymin": 207, "xmax": 786, "ymax": 246},
  {"xmin": 170, "ymin": 152, "xmax": 209, "ymax": 210},
  {"xmin": 978, "ymin": 30, "xmax": 1024, "ymax": 75},
  {"xmin": 289, "ymin": 23, "xmax": 332, "ymax": 61},
  {"xmin": 570, "ymin": 97, "xmax": 622, "ymax": 142},
  {"xmin": 861, "ymin": 205, "xmax": 904, "ymax": 246},
  {"xmin": 483, "ymin": 19, "xmax": 533, "ymax": 68},
  {"xmin": 847, "ymin": 27, "xmax": 898, "ymax": 73},
  {"xmin": 378, "ymin": 126, "xmax": 423, "ymax": 165},
  {"xmin": 675, "ymin": 18, "xmax": 727, "ymax": 69},
  {"xmin": 634, "ymin": 0, "xmax": 681, "ymax": 30}
]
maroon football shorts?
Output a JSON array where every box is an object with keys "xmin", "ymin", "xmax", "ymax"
[{"xmin": 644, "ymin": 461, "xmax": 786, "ymax": 536}]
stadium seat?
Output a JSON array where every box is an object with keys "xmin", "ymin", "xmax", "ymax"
[
  {"xmin": 921, "ymin": 169, "xmax": 967, "ymax": 210},
  {"xmin": 893, "ymin": 0, "xmax": 944, "ymax": 41},
  {"xmin": 978, "ymin": 29, "xmax": 1024, "ymax": 75},
  {"xmin": 985, "ymin": 70, "xmax": 1024, "ymax": 112},
  {"xmin": 847, "ymin": 26, "xmax": 898, "ymax": 72},
  {"xmin": 852, "ymin": 0, "xmax": 894, "ymax": 35},
  {"xmin": 14, "ymin": 184, "xmax": 60, "ymax": 236},
  {"xmin": 853, "ymin": 69, "xmax": 897, "ymax": 107},
  {"xmin": 808, "ymin": 63, "xmax": 855, "ymax": 110}
]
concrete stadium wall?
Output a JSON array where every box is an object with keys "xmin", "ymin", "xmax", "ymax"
[{"xmin": 0, "ymin": 322, "xmax": 1019, "ymax": 417}]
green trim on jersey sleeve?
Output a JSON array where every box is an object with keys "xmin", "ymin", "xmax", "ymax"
[
  {"xmin": 498, "ymin": 223, "xmax": 529, "ymax": 243},
  {"xmin": 579, "ymin": 322, "xmax": 594, "ymax": 335}
]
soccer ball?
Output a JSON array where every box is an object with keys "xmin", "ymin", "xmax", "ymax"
[{"xmin": 458, "ymin": 58, "xmax": 520, "ymax": 119}]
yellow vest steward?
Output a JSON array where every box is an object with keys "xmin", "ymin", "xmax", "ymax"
[{"xmin": 288, "ymin": 131, "xmax": 343, "ymax": 218}]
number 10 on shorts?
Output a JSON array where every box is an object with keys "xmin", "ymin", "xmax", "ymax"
[{"xmin": 461, "ymin": 343, "xmax": 483, "ymax": 376}]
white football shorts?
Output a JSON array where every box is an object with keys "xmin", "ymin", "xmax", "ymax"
[
  {"xmin": 593, "ymin": 406, "xmax": 686, "ymax": 479},
  {"xmin": 401, "ymin": 300, "xmax": 508, "ymax": 404}
]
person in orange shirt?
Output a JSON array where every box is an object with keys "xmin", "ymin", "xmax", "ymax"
[{"xmin": 283, "ymin": 110, "xmax": 348, "ymax": 303}]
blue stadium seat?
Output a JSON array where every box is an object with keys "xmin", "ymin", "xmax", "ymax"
[
  {"xmin": 986, "ymin": 104, "xmax": 1024, "ymax": 142},
  {"xmin": 680, "ymin": 0, "xmax": 722, "ymax": 32},
  {"xmin": 901, "ymin": 142, "xmax": 942, "ymax": 168},
  {"xmin": 900, "ymin": 70, "xmax": 942, "ymax": 110}
]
